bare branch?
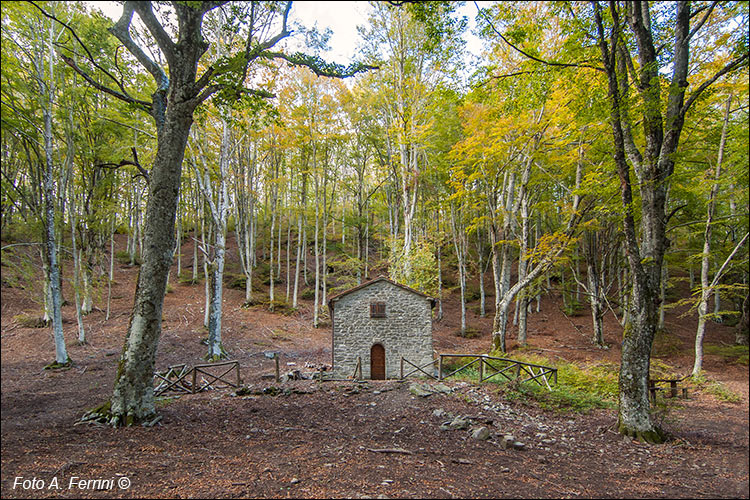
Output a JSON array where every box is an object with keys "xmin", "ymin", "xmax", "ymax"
[
  {"xmin": 97, "ymin": 147, "xmax": 149, "ymax": 183},
  {"xmin": 709, "ymin": 232, "xmax": 749, "ymax": 288},
  {"xmin": 109, "ymin": 1, "xmax": 169, "ymax": 91},
  {"xmin": 474, "ymin": 1, "xmax": 603, "ymax": 72},
  {"xmin": 688, "ymin": 1, "xmax": 718, "ymax": 41},
  {"xmin": 27, "ymin": 0, "xmax": 139, "ymax": 100},
  {"xmin": 681, "ymin": 53, "xmax": 749, "ymax": 118},
  {"xmin": 257, "ymin": 1, "xmax": 294, "ymax": 52},
  {"xmin": 132, "ymin": 2, "xmax": 177, "ymax": 66},
  {"xmin": 59, "ymin": 54, "xmax": 152, "ymax": 111}
]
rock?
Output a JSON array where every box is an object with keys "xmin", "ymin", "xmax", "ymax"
[
  {"xmin": 513, "ymin": 441, "xmax": 526, "ymax": 450},
  {"xmin": 501, "ymin": 435, "xmax": 515, "ymax": 449},
  {"xmin": 432, "ymin": 408, "xmax": 448, "ymax": 419},
  {"xmin": 472, "ymin": 427, "xmax": 491, "ymax": 441},
  {"xmin": 291, "ymin": 478, "xmax": 300, "ymax": 484},
  {"xmin": 408, "ymin": 383, "xmax": 433, "ymax": 398},
  {"xmin": 282, "ymin": 369, "xmax": 308, "ymax": 382},
  {"xmin": 449, "ymin": 416, "xmax": 470, "ymax": 430},
  {"xmin": 432, "ymin": 383, "xmax": 452, "ymax": 394}
]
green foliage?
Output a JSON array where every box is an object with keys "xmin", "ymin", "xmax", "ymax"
[
  {"xmin": 326, "ymin": 254, "xmax": 364, "ymax": 294},
  {"xmin": 454, "ymin": 326, "xmax": 482, "ymax": 339},
  {"xmin": 560, "ymin": 298, "xmax": 585, "ymax": 317},
  {"xmin": 703, "ymin": 343, "xmax": 749, "ymax": 366},
  {"xmin": 691, "ymin": 373, "xmax": 742, "ymax": 403},
  {"xmin": 268, "ymin": 300, "xmax": 298, "ymax": 316},
  {"xmin": 115, "ymin": 251, "xmax": 141, "ymax": 266},
  {"xmin": 651, "ymin": 328, "xmax": 683, "ymax": 358},
  {"xmin": 178, "ymin": 272, "xmax": 202, "ymax": 285},
  {"xmin": 224, "ymin": 273, "xmax": 246, "ymax": 290},
  {"xmin": 388, "ymin": 240, "xmax": 438, "ymax": 297},
  {"xmin": 1, "ymin": 248, "xmax": 40, "ymax": 295},
  {"xmin": 443, "ymin": 352, "xmax": 619, "ymax": 413},
  {"xmin": 404, "ymin": 1, "xmax": 467, "ymax": 54},
  {"xmin": 12, "ymin": 313, "xmax": 47, "ymax": 328},
  {"xmin": 155, "ymin": 396, "xmax": 180, "ymax": 408}
]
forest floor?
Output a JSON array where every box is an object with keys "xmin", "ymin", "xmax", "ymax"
[{"xmin": 1, "ymin": 235, "xmax": 748, "ymax": 498}]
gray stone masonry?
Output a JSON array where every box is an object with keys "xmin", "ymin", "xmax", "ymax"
[{"xmin": 330, "ymin": 278, "xmax": 434, "ymax": 379}]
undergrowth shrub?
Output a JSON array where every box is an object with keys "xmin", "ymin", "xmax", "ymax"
[
  {"xmin": 690, "ymin": 373, "xmax": 742, "ymax": 403},
  {"xmin": 13, "ymin": 313, "xmax": 47, "ymax": 328},
  {"xmin": 115, "ymin": 250, "xmax": 141, "ymax": 265},
  {"xmin": 703, "ymin": 343, "xmax": 749, "ymax": 366}
]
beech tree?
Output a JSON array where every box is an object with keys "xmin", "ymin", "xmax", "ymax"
[
  {"xmin": 1, "ymin": 1, "xmax": 71, "ymax": 366},
  {"xmin": 475, "ymin": 0, "xmax": 747, "ymax": 441},
  {"xmin": 590, "ymin": 1, "xmax": 747, "ymax": 442},
  {"xmin": 51, "ymin": 0, "xmax": 372, "ymax": 426}
]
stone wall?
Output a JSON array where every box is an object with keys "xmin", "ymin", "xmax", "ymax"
[{"xmin": 331, "ymin": 279, "xmax": 434, "ymax": 379}]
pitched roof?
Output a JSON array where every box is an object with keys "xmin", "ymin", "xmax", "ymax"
[{"xmin": 327, "ymin": 276, "xmax": 436, "ymax": 310}]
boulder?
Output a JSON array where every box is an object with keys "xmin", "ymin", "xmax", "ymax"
[
  {"xmin": 408, "ymin": 383, "xmax": 433, "ymax": 398},
  {"xmin": 432, "ymin": 408, "xmax": 448, "ymax": 419},
  {"xmin": 449, "ymin": 416, "xmax": 470, "ymax": 430},
  {"xmin": 472, "ymin": 426, "xmax": 491, "ymax": 440},
  {"xmin": 431, "ymin": 383, "xmax": 453, "ymax": 394}
]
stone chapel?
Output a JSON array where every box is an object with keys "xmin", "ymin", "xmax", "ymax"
[{"xmin": 327, "ymin": 276, "xmax": 435, "ymax": 379}]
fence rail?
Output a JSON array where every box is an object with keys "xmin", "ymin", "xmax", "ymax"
[
  {"xmin": 400, "ymin": 353, "xmax": 557, "ymax": 391},
  {"xmin": 400, "ymin": 357, "xmax": 439, "ymax": 380},
  {"xmin": 153, "ymin": 360, "xmax": 240, "ymax": 396}
]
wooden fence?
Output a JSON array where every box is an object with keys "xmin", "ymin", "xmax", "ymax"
[
  {"xmin": 400, "ymin": 354, "xmax": 557, "ymax": 391},
  {"xmin": 154, "ymin": 360, "xmax": 240, "ymax": 396}
]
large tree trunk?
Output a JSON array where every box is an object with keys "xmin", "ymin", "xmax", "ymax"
[{"xmin": 109, "ymin": 103, "xmax": 194, "ymax": 425}]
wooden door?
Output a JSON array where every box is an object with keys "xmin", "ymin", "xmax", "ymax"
[{"xmin": 370, "ymin": 344, "xmax": 385, "ymax": 380}]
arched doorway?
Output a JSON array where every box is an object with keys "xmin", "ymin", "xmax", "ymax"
[{"xmin": 370, "ymin": 343, "xmax": 385, "ymax": 380}]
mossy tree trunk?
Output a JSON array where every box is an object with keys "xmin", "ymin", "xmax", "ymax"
[{"xmin": 591, "ymin": 1, "xmax": 746, "ymax": 442}]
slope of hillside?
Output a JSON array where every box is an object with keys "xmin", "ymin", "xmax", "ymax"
[{"xmin": 1, "ymin": 235, "xmax": 747, "ymax": 498}]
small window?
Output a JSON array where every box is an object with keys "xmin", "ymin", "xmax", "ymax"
[{"xmin": 370, "ymin": 301, "xmax": 386, "ymax": 318}]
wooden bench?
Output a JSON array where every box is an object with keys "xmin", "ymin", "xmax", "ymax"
[{"xmin": 649, "ymin": 378, "xmax": 688, "ymax": 402}]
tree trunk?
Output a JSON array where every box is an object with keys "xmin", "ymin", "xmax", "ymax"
[
  {"xmin": 110, "ymin": 102, "xmax": 194, "ymax": 425},
  {"xmin": 313, "ymin": 166, "xmax": 321, "ymax": 328},
  {"xmin": 38, "ymin": 15, "xmax": 68, "ymax": 365},
  {"xmin": 692, "ymin": 95, "xmax": 731, "ymax": 376},
  {"xmin": 450, "ymin": 204, "xmax": 467, "ymax": 336}
]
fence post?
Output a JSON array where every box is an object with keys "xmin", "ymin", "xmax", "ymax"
[
  {"xmin": 275, "ymin": 354, "xmax": 280, "ymax": 383},
  {"xmin": 479, "ymin": 356, "xmax": 484, "ymax": 383},
  {"xmin": 400, "ymin": 357, "xmax": 404, "ymax": 380},
  {"xmin": 438, "ymin": 355, "xmax": 443, "ymax": 381}
]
